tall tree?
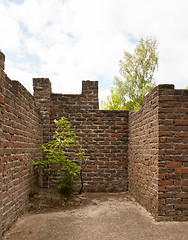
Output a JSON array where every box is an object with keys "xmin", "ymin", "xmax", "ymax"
[{"xmin": 102, "ymin": 37, "xmax": 159, "ymax": 111}]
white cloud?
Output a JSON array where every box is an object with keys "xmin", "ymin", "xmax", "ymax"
[
  {"xmin": 0, "ymin": 2, "xmax": 20, "ymax": 51},
  {"xmin": 0, "ymin": 0, "xmax": 188, "ymax": 99},
  {"xmin": 5, "ymin": 59, "xmax": 37, "ymax": 94}
]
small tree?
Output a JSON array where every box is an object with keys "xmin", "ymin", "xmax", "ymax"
[
  {"xmin": 102, "ymin": 37, "xmax": 159, "ymax": 111},
  {"xmin": 33, "ymin": 117, "xmax": 86, "ymax": 195}
]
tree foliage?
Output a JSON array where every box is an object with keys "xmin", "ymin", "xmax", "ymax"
[
  {"xmin": 102, "ymin": 37, "xmax": 159, "ymax": 111},
  {"xmin": 186, "ymin": 86, "xmax": 188, "ymax": 90},
  {"xmin": 102, "ymin": 88, "xmax": 125, "ymax": 110},
  {"xmin": 33, "ymin": 117, "xmax": 86, "ymax": 195}
]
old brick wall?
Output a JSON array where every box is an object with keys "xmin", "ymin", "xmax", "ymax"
[
  {"xmin": 1, "ymin": 50, "xmax": 188, "ymax": 238},
  {"xmin": 0, "ymin": 52, "xmax": 43, "ymax": 234},
  {"xmin": 52, "ymin": 110, "xmax": 129, "ymax": 192},
  {"xmin": 129, "ymin": 84, "xmax": 188, "ymax": 220},
  {"xmin": 0, "ymin": 51, "xmax": 5, "ymax": 238},
  {"xmin": 157, "ymin": 85, "xmax": 188, "ymax": 220},
  {"xmin": 33, "ymin": 78, "xmax": 52, "ymax": 143},
  {"xmin": 34, "ymin": 78, "xmax": 188, "ymax": 218},
  {"xmin": 33, "ymin": 79, "xmax": 129, "ymax": 192},
  {"xmin": 128, "ymin": 86, "xmax": 159, "ymax": 217}
]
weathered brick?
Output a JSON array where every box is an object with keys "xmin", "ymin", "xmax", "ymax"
[
  {"xmin": 175, "ymin": 168, "xmax": 188, "ymax": 174},
  {"xmin": 1, "ymin": 51, "xmax": 188, "ymax": 238},
  {"xmin": 176, "ymin": 192, "xmax": 188, "ymax": 198},
  {"xmin": 129, "ymin": 84, "xmax": 188, "ymax": 221},
  {"xmin": 167, "ymin": 162, "xmax": 182, "ymax": 168},
  {"xmin": 175, "ymin": 120, "xmax": 188, "ymax": 126},
  {"xmin": 1, "ymin": 70, "xmax": 43, "ymax": 235},
  {"xmin": 158, "ymin": 180, "xmax": 174, "ymax": 186}
]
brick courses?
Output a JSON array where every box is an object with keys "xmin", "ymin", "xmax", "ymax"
[
  {"xmin": 0, "ymin": 50, "xmax": 188, "ymax": 237},
  {"xmin": 0, "ymin": 51, "xmax": 5, "ymax": 238},
  {"xmin": 129, "ymin": 84, "xmax": 188, "ymax": 220},
  {"xmin": 33, "ymin": 78, "xmax": 129, "ymax": 192},
  {"xmin": 129, "ymin": 86, "xmax": 159, "ymax": 217},
  {"xmin": 51, "ymin": 110, "xmax": 129, "ymax": 192},
  {"xmin": 0, "ymin": 52, "xmax": 43, "ymax": 234},
  {"xmin": 157, "ymin": 85, "xmax": 188, "ymax": 220}
]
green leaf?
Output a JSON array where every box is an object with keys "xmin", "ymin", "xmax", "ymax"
[
  {"xmin": 101, "ymin": 37, "xmax": 158, "ymax": 111},
  {"xmin": 33, "ymin": 117, "xmax": 87, "ymax": 195}
]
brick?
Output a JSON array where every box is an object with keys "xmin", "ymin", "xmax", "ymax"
[
  {"xmin": 176, "ymin": 193, "xmax": 188, "ymax": 198},
  {"xmin": 167, "ymin": 162, "xmax": 182, "ymax": 168},
  {"xmin": 1, "ymin": 71, "xmax": 43, "ymax": 234},
  {"xmin": 158, "ymin": 180, "xmax": 174, "ymax": 186},
  {"xmin": 159, "ymin": 137, "xmax": 166, "ymax": 143},
  {"xmin": 87, "ymin": 165, "xmax": 98, "ymax": 169},
  {"xmin": 182, "ymin": 186, "xmax": 188, "ymax": 192},
  {"xmin": 175, "ymin": 120, "xmax": 188, "ymax": 126},
  {"xmin": 1, "ymin": 53, "xmax": 188, "ymax": 235},
  {"xmin": 105, "ymin": 161, "xmax": 116, "ymax": 165},
  {"xmin": 0, "ymin": 96, "xmax": 4, "ymax": 104},
  {"xmin": 175, "ymin": 168, "xmax": 188, "ymax": 174},
  {"xmin": 175, "ymin": 204, "xmax": 188, "ymax": 210},
  {"xmin": 106, "ymin": 137, "xmax": 116, "ymax": 141}
]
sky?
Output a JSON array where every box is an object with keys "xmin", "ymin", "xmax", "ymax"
[{"xmin": 0, "ymin": 0, "xmax": 188, "ymax": 106}]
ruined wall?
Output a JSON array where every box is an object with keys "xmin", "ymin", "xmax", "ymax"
[
  {"xmin": 34, "ymin": 78, "xmax": 129, "ymax": 192},
  {"xmin": 129, "ymin": 84, "xmax": 188, "ymax": 220},
  {"xmin": 128, "ymin": 86, "xmax": 159, "ymax": 217},
  {"xmin": 157, "ymin": 85, "xmax": 188, "ymax": 220},
  {"xmin": 1, "ymin": 50, "xmax": 188, "ymax": 238},
  {"xmin": 0, "ymin": 51, "xmax": 5, "ymax": 237},
  {"xmin": 52, "ymin": 109, "xmax": 129, "ymax": 192},
  {"xmin": 0, "ymin": 52, "xmax": 43, "ymax": 234},
  {"xmin": 34, "ymin": 78, "xmax": 188, "ymax": 218}
]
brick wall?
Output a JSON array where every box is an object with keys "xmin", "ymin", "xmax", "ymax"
[
  {"xmin": 0, "ymin": 51, "xmax": 43, "ymax": 234},
  {"xmin": 129, "ymin": 84, "xmax": 188, "ymax": 220},
  {"xmin": 157, "ymin": 85, "xmax": 188, "ymax": 220},
  {"xmin": 0, "ymin": 51, "xmax": 5, "ymax": 238},
  {"xmin": 52, "ymin": 110, "xmax": 129, "ymax": 192},
  {"xmin": 50, "ymin": 81, "xmax": 128, "ymax": 192},
  {"xmin": 0, "ymin": 51, "xmax": 188, "ymax": 237},
  {"xmin": 33, "ymin": 79, "xmax": 129, "ymax": 192},
  {"xmin": 34, "ymin": 78, "xmax": 188, "ymax": 218},
  {"xmin": 129, "ymin": 86, "xmax": 159, "ymax": 217},
  {"xmin": 33, "ymin": 78, "xmax": 52, "ymax": 143}
]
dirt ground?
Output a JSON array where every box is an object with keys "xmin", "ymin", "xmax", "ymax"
[{"xmin": 3, "ymin": 188, "xmax": 188, "ymax": 240}]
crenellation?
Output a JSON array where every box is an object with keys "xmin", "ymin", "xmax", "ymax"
[
  {"xmin": 0, "ymin": 51, "xmax": 5, "ymax": 71},
  {"xmin": 0, "ymin": 51, "xmax": 188, "ymax": 237}
]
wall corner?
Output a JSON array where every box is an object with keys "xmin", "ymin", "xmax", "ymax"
[{"xmin": 0, "ymin": 51, "xmax": 5, "ymax": 72}]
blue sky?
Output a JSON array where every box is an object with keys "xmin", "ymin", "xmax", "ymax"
[{"xmin": 0, "ymin": 0, "xmax": 188, "ymax": 103}]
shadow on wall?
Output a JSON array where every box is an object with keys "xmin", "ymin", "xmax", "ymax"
[{"xmin": 0, "ymin": 51, "xmax": 188, "ymax": 238}]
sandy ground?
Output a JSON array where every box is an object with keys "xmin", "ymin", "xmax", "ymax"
[{"xmin": 3, "ymin": 191, "xmax": 188, "ymax": 240}]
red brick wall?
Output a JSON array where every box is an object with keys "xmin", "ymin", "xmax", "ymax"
[
  {"xmin": 33, "ymin": 78, "xmax": 52, "ymax": 143},
  {"xmin": 0, "ymin": 52, "xmax": 43, "ymax": 234},
  {"xmin": 129, "ymin": 86, "xmax": 159, "ymax": 216},
  {"xmin": 0, "ymin": 51, "xmax": 5, "ymax": 238},
  {"xmin": 33, "ymin": 78, "xmax": 129, "ymax": 192},
  {"xmin": 34, "ymin": 78, "xmax": 188, "ymax": 219},
  {"xmin": 129, "ymin": 84, "xmax": 188, "ymax": 220},
  {"xmin": 157, "ymin": 85, "xmax": 188, "ymax": 220},
  {"xmin": 52, "ymin": 110, "xmax": 129, "ymax": 192},
  {"xmin": 1, "ymin": 51, "xmax": 188, "ymax": 238}
]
